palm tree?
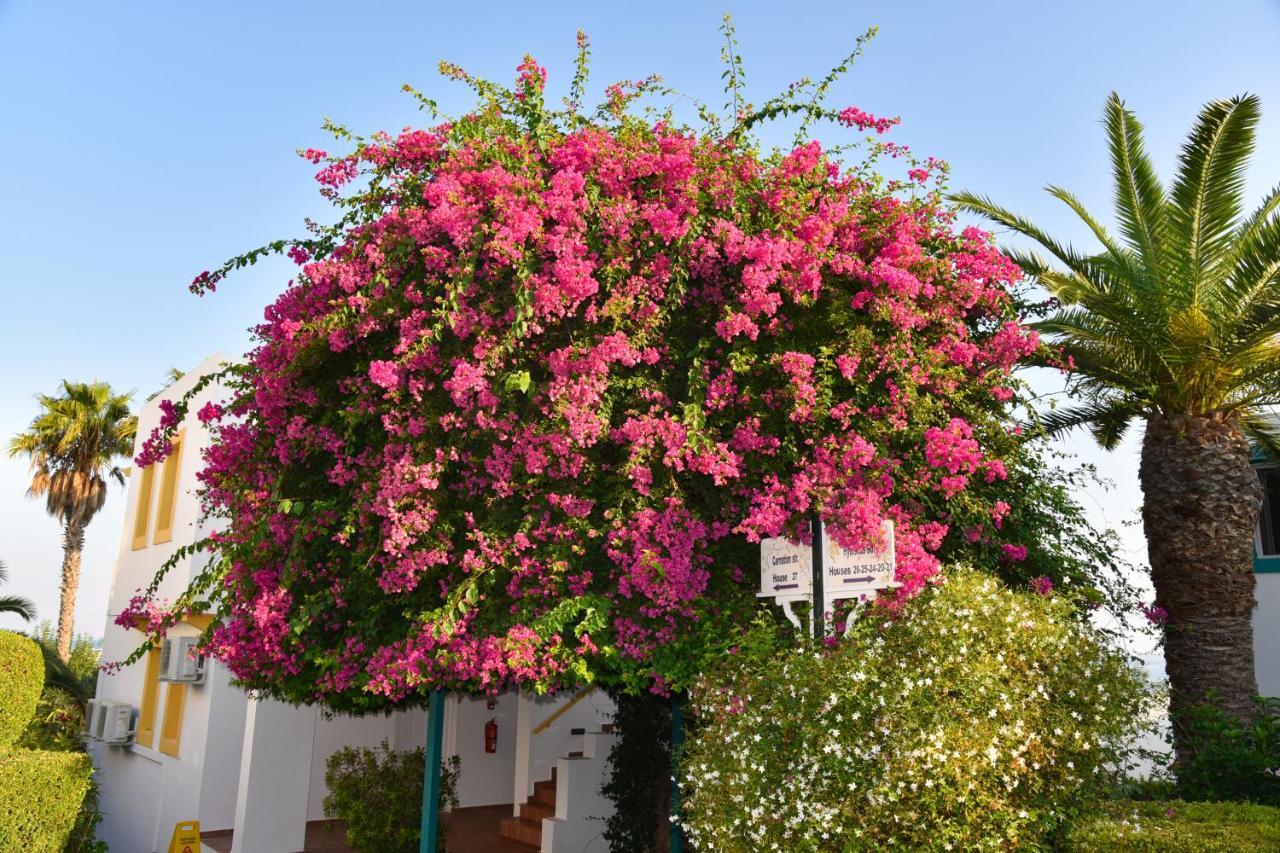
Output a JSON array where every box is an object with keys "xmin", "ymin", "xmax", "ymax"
[
  {"xmin": 0, "ymin": 559, "xmax": 37, "ymax": 622},
  {"xmin": 8, "ymin": 381, "xmax": 135, "ymax": 661},
  {"xmin": 953, "ymin": 93, "xmax": 1280, "ymax": 760}
]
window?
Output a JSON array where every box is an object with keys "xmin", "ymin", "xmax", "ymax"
[
  {"xmin": 131, "ymin": 466, "xmax": 156, "ymax": 550},
  {"xmin": 135, "ymin": 644, "xmax": 161, "ymax": 748},
  {"xmin": 1258, "ymin": 468, "xmax": 1280, "ymax": 557},
  {"xmin": 152, "ymin": 430, "xmax": 185, "ymax": 545},
  {"xmin": 158, "ymin": 683, "xmax": 187, "ymax": 757}
]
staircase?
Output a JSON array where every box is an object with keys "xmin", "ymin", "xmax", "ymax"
[
  {"xmin": 498, "ymin": 727, "xmax": 616, "ymax": 852},
  {"xmin": 499, "ymin": 766, "xmax": 560, "ymax": 847}
]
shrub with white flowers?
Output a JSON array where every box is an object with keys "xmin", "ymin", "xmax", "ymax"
[{"xmin": 678, "ymin": 569, "xmax": 1149, "ymax": 851}]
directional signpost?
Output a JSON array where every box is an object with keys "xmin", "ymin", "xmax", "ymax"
[
  {"xmin": 757, "ymin": 531, "xmax": 814, "ymax": 632},
  {"xmin": 758, "ymin": 519, "xmax": 897, "ymax": 638}
]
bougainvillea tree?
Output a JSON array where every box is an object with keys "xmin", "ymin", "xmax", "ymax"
[{"xmin": 123, "ymin": 28, "xmax": 1052, "ymax": 710}]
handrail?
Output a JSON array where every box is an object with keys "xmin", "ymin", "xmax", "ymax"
[{"xmin": 532, "ymin": 685, "xmax": 596, "ymax": 735}]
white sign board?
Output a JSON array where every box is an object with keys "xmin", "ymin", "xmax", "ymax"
[
  {"xmin": 821, "ymin": 520, "xmax": 896, "ymax": 598},
  {"xmin": 757, "ymin": 535, "xmax": 812, "ymax": 599}
]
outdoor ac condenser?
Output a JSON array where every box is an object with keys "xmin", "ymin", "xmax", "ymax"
[
  {"xmin": 99, "ymin": 702, "xmax": 133, "ymax": 745},
  {"xmin": 85, "ymin": 699, "xmax": 105, "ymax": 740},
  {"xmin": 86, "ymin": 699, "xmax": 134, "ymax": 745},
  {"xmin": 158, "ymin": 636, "xmax": 205, "ymax": 684}
]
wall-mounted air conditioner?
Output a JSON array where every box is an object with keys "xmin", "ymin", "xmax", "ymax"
[
  {"xmin": 158, "ymin": 636, "xmax": 205, "ymax": 684},
  {"xmin": 86, "ymin": 699, "xmax": 135, "ymax": 745},
  {"xmin": 85, "ymin": 699, "xmax": 104, "ymax": 740}
]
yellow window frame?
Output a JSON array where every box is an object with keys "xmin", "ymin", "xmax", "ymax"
[
  {"xmin": 158, "ymin": 683, "xmax": 187, "ymax": 757},
  {"xmin": 135, "ymin": 644, "xmax": 161, "ymax": 748},
  {"xmin": 152, "ymin": 430, "xmax": 185, "ymax": 545},
  {"xmin": 130, "ymin": 465, "xmax": 156, "ymax": 550}
]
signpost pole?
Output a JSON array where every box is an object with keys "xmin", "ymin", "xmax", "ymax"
[
  {"xmin": 419, "ymin": 690, "xmax": 446, "ymax": 853},
  {"xmin": 810, "ymin": 514, "xmax": 825, "ymax": 640}
]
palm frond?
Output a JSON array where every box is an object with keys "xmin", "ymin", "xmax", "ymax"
[
  {"xmin": 1032, "ymin": 398, "xmax": 1142, "ymax": 449},
  {"xmin": 948, "ymin": 191, "xmax": 1101, "ymax": 283},
  {"xmin": 1241, "ymin": 411, "xmax": 1280, "ymax": 464},
  {"xmin": 35, "ymin": 641, "xmax": 89, "ymax": 710},
  {"xmin": 0, "ymin": 559, "xmax": 36, "ymax": 622},
  {"xmin": 9, "ymin": 381, "xmax": 136, "ymax": 524},
  {"xmin": 1104, "ymin": 93, "xmax": 1169, "ymax": 282},
  {"xmin": 1167, "ymin": 94, "xmax": 1261, "ymax": 301}
]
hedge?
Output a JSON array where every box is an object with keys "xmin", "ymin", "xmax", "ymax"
[
  {"xmin": 0, "ymin": 748, "xmax": 94, "ymax": 852},
  {"xmin": 0, "ymin": 630, "xmax": 43, "ymax": 749},
  {"xmin": 1063, "ymin": 800, "xmax": 1280, "ymax": 851}
]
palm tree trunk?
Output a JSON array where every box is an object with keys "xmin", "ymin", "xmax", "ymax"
[
  {"xmin": 1140, "ymin": 414, "xmax": 1261, "ymax": 763},
  {"xmin": 56, "ymin": 520, "xmax": 86, "ymax": 662}
]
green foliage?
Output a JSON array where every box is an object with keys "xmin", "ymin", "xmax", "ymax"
[
  {"xmin": 323, "ymin": 740, "xmax": 460, "ymax": 853},
  {"xmin": 62, "ymin": 775, "xmax": 108, "ymax": 853},
  {"xmin": 0, "ymin": 559, "xmax": 36, "ymax": 622},
  {"xmin": 0, "ymin": 748, "xmax": 94, "ymax": 853},
  {"xmin": 1061, "ymin": 800, "xmax": 1280, "ymax": 852},
  {"xmin": 679, "ymin": 570, "xmax": 1151, "ymax": 851},
  {"xmin": 0, "ymin": 631, "xmax": 44, "ymax": 749},
  {"xmin": 17, "ymin": 688, "xmax": 87, "ymax": 753},
  {"xmin": 1167, "ymin": 698, "xmax": 1280, "ymax": 805},
  {"xmin": 602, "ymin": 689, "xmax": 671, "ymax": 851},
  {"xmin": 953, "ymin": 93, "xmax": 1280, "ymax": 450},
  {"xmin": 28, "ymin": 622, "xmax": 100, "ymax": 695}
]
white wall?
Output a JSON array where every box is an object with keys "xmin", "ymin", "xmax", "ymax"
[
  {"xmin": 452, "ymin": 692, "xmax": 520, "ymax": 807},
  {"xmin": 1255, "ymin": 572, "xmax": 1280, "ymax": 698},
  {"xmin": 526, "ymin": 689, "xmax": 615, "ymax": 798}
]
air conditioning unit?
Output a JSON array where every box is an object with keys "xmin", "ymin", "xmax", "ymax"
[
  {"xmin": 85, "ymin": 699, "xmax": 105, "ymax": 740},
  {"xmin": 99, "ymin": 702, "xmax": 134, "ymax": 745},
  {"xmin": 158, "ymin": 636, "xmax": 205, "ymax": 684},
  {"xmin": 86, "ymin": 699, "xmax": 134, "ymax": 745}
]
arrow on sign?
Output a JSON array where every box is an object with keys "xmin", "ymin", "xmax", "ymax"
[{"xmin": 840, "ymin": 575, "xmax": 876, "ymax": 584}]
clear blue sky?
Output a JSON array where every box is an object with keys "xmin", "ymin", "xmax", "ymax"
[{"xmin": 2, "ymin": 0, "xmax": 1279, "ymax": 638}]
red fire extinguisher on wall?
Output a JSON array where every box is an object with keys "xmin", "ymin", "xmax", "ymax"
[{"xmin": 484, "ymin": 718, "xmax": 498, "ymax": 754}]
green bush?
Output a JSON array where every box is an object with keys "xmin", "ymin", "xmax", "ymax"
[
  {"xmin": 1169, "ymin": 698, "xmax": 1280, "ymax": 805},
  {"xmin": 0, "ymin": 748, "xmax": 94, "ymax": 852},
  {"xmin": 323, "ymin": 740, "xmax": 460, "ymax": 853},
  {"xmin": 0, "ymin": 631, "xmax": 44, "ymax": 749},
  {"xmin": 679, "ymin": 569, "xmax": 1151, "ymax": 851},
  {"xmin": 1062, "ymin": 799, "xmax": 1280, "ymax": 851}
]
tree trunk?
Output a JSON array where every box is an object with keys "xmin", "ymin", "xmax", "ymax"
[
  {"xmin": 56, "ymin": 521, "xmax": 86, "ymax": 662},
  {"xmin": 1140, "ymin": 414, "xmax": 1261, "ymax": 763}
]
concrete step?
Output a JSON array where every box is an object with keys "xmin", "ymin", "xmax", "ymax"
[{"xmin": 498, "ymin": 816, "xmax": 542, "ymax": 848}]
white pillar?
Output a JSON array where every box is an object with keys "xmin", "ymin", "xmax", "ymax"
[
  {"xmin": 231, "ymin": 698, "xmax": 318, "ymax": 853},
  {"xmin": 512, "ymin": 688, "xmax": 535, "ymax": 815}
]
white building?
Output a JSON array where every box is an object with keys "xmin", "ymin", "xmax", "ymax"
[
  {"xmin": 90, "ymin": 355, "xmax": 618, "ymax": 853},
  {"xmin": 1252, "ymin": 456, "xmax": 1280, "ymax": 698}
]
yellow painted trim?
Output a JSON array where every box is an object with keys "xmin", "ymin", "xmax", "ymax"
[
  {"xmin": 131, "ymin": 465, "xmax": 156, "ymax": 550},
  {"xmin": 152, "ymin": 430, "xmax": 185, "ymax": 545},
  {"xmin": 135, "ymin": 645, "xmax": 161, "ymax": 748},
  {"xmin": 533, "ymin": 685, "xmax": 596, "ymax": 735},
  {"xmin": 127, "ymin": 611, "xmax": 213, "ymax": 633},
  {"xmin": 158, "ymin": 682, "xmax": 187, "ymax": 757}
]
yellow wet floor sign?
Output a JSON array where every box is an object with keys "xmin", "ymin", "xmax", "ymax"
[{"xmin": 169, "ymin": 820, "xmax": 200, "ymax": 853}]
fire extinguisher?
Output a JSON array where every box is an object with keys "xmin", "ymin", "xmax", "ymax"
[{"xmin": 484, "ymin": 718, "xmax": 498, "ymax": 754}]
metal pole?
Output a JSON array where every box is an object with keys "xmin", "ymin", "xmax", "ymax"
[
  {"xmin": 420, "ymin": 690, "xmax": 446, "ymax": 853},
  {"xmin": 669, "ymin": 693, "xmax": 686, "ymax": 853},
  {"xmin": 811, "ymin": 514, "xmax": 825, "ymax": 640}
]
